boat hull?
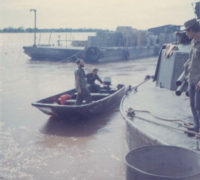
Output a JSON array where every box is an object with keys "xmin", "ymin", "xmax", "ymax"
[
  {"xmin": 23, "ymin": 46, "xmax": 83, "ymax": 61},
  {"xmin": 23, "ymin": 45, "xmax": 157, "ymax": 63}
]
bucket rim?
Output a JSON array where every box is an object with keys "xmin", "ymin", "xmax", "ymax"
[{"xmin": 125, "ymin": 145, "xmax": 200, "ymax": 179}]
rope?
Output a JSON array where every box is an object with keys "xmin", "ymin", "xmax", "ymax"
[
  {"xmin": 121, "ymin": 100, "xmax": 200, "ymax": 138},
  {"xmin": 123, "ymin": 106, "xmax": 199, "ymax": 137},
  {"xmin": 124, "ymin": 76, "xmax": 190, "ymax": 125},
  {"xmin": 60, "ymin": 50, "xmax": 84, "ymax": 62},
  {"xmin": 130, "ymin": 108, "xmax": 191, "ymax": 126},
  {"xmin": 132, "ymin": 113, "xmax": 200, "ymax": 138},
  {"xmin": 125, "ymin": 75, "xmax": 153, "ymax": 95}
]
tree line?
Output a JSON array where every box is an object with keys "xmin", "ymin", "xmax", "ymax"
[{"xmin": 0, "ymin": 27, "xmax": 109, "ymax": 33}]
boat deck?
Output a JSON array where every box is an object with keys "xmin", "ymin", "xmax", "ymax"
[{"xmin": 121, "ymin": 80, "xmax": 199, "ymax": 151}]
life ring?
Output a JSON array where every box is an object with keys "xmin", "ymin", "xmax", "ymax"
[
  {"xmin": 84, "ymin": 47, "xmax": 102, "ymax": 63},
  {"xmin": 58, "ymin": 94, "xmax": 72, "ymax": 105}
]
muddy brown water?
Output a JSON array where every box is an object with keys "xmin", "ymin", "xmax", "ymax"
[{"xmin": 0, "ymin": 33, "xmax": 157, "ymax": 180}]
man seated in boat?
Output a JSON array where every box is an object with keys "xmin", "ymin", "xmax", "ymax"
[
  {"xmin": 75, "ymin": 59, "xmax": 92, "ymax": 105},
  {"xmin": 86, "ymin": 68, "xmax": 104, "ymax": 93}
]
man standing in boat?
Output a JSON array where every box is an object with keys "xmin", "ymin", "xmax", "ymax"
[
  {"xmin": 75, "ymin": 59, "xmax": 92, "ymax": 105},
  {"xmin": 184, "ymin": 18, "xmax": 200, "ymax": 135},
  {"xmin": 87, "ymin": 68, "xmax": 104, "ymax": 92}
]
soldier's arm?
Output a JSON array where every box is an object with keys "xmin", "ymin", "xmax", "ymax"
[
  {"xmin": 184, "ymin": 58, "xmax": 191, "ymax": 68},
  {"xmin": 96, "ymin": 75, "xmax": 103, "ymax": 84},
  {"xmin": 195, "ymin": 46, "xmax": 200, "ymax": 90}
]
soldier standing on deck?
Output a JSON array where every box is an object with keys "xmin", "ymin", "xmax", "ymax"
[
  {"xmin": 184, "ymin": 19, "xmax": 200, "ymax": 135},
  {"xmin": 74, "ymin": 59, "xmax": 92, "ymax": 105}
]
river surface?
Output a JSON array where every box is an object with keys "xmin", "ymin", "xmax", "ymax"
[{"xmin": 0, "ymin": 33, "xmax": 157, "ymax": 180}]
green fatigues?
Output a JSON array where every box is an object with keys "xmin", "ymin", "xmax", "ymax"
[
  {"xmin": 189, "ymin": 40, "xmax": 200, "ymax": 85},
  {"xmin": 75, "ymin": 67, "xmax": 92, "ymax": 105},
  {"xmin": 188, "ymin": 40, "xmax": 200, "ymax": 131}
]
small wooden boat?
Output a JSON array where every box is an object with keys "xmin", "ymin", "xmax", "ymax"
[{"xmin": 32, "ymin": 84, "xmax": 125, "ymax": 117}]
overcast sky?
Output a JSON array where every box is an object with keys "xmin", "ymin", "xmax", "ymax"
[{"xmin": 0, "ymin": 0, "xmax": 198, "ymax": 30}]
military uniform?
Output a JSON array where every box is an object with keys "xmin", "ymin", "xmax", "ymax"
[
  {"xmin": 188, "ymin": 40, "xmax": 200, "ymax": 131},
  {"xmin": 75, "ymin": 67, "xmax": 92, "ymax": 105},
  {"xmin": 86, "ymin": 73, "xmax": 103, "ymax": 92}
]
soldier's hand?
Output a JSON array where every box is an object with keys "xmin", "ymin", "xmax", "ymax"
[{"xmin": 196, "ymin": 81, "xmax": 200, "ymax": 91}]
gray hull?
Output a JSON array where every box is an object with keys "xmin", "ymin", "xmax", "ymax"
[
  {"xmin": 23, "ymin": 46, "xmax": 83, "ymax": 61},
  {"xmin": 23, "ymin": 45, "xmax": 157, "ymax": 63}
]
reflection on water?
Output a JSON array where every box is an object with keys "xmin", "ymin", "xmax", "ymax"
[
  {"xmin": 41, "ymin": 110, "xmax": 118, "ymax": 137},
  {"xmin": 0, "ymin": 33, "xmax": 157, "ymax": 180}
]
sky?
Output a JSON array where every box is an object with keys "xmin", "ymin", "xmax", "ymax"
[{"xmin": 0, "ymin": 0, "xmax": 198, "ymax": 30}]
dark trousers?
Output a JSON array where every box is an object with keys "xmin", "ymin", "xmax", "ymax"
[
  {"xmin": 189, "ymin": 83, "xmax": 200, "ymax": 130},
  {"xmin": 76, "ymin": 88, "xmax": 92, "ymax": 105}
]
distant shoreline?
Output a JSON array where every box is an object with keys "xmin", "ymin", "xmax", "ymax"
[
  {"xmin": 0, "ymin": 32, "xmax": 97, "ymax": 33},
  {"xmin": 0, "ymin": 28, "xmax": 109, "ymax": 33}
]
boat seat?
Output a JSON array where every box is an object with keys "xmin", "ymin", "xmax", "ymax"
[
  {"xmin": 65, "ymin": 99, "xmax": 76, "ymax": 105},
  {"xmin": 74, "ymin": 92, "xmax": 110, "ymax": 96},
  {"xmin": 91, "ymin": 93, "xmax": 110, "ymax": 96},
  {"xmin": 64, "ymin": 93, "xmax": 109, "ymax": 104},
  {"xmin": 64, "ymin": 99, "xmax": 95, "ymax": 105},
  {"xmin": 66, "ymin": 99, "xmax": 76, "ymax": 102},
  {"xmin": 71, "ymin": 93, "xmax": 110, "ymax": 102}
]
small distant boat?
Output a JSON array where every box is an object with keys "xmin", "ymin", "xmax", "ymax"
[{"xmin": 32, "ymin": 84, "xmax": 125, "ymax": 117}]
